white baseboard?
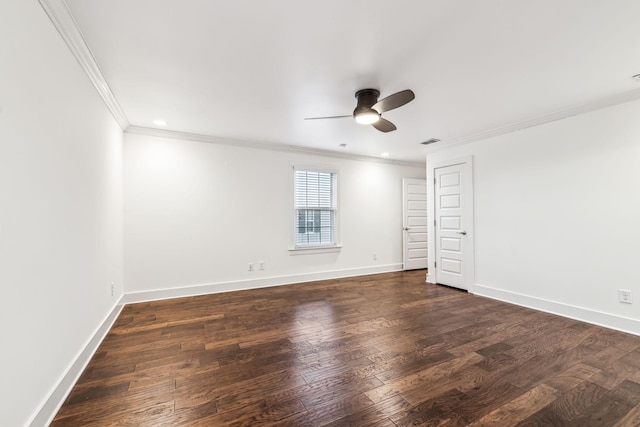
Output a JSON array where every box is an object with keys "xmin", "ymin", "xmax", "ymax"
[
  {"xmin": 474, "ymin": 283, "xmax": 640, "ymax": 337},
  {"xmin": 123, "ymin": 264, "xmax": 403, "ymax": 304},
  {"xmin": 29, "ymin": 300, "xmax": 124, "ymax": 427}
]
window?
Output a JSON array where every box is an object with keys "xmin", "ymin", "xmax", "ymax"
[{"xmin": 294, "ymin": 169, "xmax": 338, "ymax": 248}]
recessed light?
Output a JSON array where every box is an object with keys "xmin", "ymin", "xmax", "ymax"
[
  {"xmin": 153, "ymin": 119, "xmax": 167, "ymax": 126},
  {"xmin": 380, "ymin": 152, "xmax": 389, "ymax": 157}
]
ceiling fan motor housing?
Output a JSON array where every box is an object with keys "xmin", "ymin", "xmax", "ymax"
[{"xmin": 353, "ymin": 89, "xmax": 380, "ymax": 117}]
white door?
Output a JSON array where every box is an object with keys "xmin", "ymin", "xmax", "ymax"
[
  {"xmin": 402, "ymin": 178, "xmax": 428, "ymax": 270},
  {"xmin": 434, "ymin": 162, "xmax": 472, "ymax": 290}
]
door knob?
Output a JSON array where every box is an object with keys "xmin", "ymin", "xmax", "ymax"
[
  {"xmin": 403, "ymin": 227, "xmax": 410, "ymax": 231},
  {"xmin": 457, "ymin": 231, "xmax": 467, "ymax": 235}
]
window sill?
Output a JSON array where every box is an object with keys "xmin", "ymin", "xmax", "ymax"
[{"xmin": 288, "ymin": 245, "xmax": 342, "ymax": 255}]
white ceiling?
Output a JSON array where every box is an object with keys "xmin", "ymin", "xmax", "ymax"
[{"xmin": 64, "ymin": 0, "xmax": 640, "ymax": 162}]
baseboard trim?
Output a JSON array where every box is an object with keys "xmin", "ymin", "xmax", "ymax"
[
  {"xmin": 122, "ymin": 264, "xmax": 403, "ymax": 304},
  {"xmin": 474, "ymin": 284, "xmax": 640, "ymax": 337},
  {"xmin": 29, "ymin": 300, "xmax": 124, "ymax": 427}
]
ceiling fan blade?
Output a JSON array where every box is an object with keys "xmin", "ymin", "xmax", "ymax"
[
  {"xmin": 304, "ymin": 115, "xmax": 352, "ymax": 120},
  {"xmin": 371, "ymin": 89, "xmax": 415, "ymax": 113},
  {"xmin": 372, "ymin": 118, "xmax": 397, "ymax": 133}
]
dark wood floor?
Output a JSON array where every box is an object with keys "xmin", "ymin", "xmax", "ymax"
[{"xmin": 52, "ymin": 270, "xmax": 640, "ymax": 426}]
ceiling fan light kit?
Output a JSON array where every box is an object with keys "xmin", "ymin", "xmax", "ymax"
[
  {"xmin": 305, "ymin": 88, "xmax": 415, "ymax": 133},
  {"xmin": 354, "ymin": 109, "xmax": 380, "ymax": 124}
]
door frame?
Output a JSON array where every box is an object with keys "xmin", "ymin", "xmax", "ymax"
[{"xmin": 426, "ymin": 155, "xmax": 475, "ymax": 292}]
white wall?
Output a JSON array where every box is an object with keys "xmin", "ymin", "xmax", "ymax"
[
  {"xmin": 0, "ymin": 2, "xmax": 123, "ymax": 426},
  {"xmin": 427, "ymin": 98, "xmax": 640, "ymax": 334},
  {"xmin": 123, "ymin": 133, "xmax": 425, "ymax": 299}
]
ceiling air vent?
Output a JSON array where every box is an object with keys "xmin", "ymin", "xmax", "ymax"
[{"xmin": 421, "ymin": 138, "xmax": 441, "ymax": 145}]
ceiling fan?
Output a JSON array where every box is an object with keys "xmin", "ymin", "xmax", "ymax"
[{"xmin": 304, "ymin": 88, "xmax": 415, "ymax": 133}]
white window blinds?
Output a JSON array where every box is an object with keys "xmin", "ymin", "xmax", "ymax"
[{"xmin": 294, "ymin": 170, "xmax": 337, "ymax": 247}]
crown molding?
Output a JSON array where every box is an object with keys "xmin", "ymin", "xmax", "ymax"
[
  {"xmin": 424, "ymin": 87, "xmax": 640, "ymax": 153},
  {"xmin": 125, "ymin": 126, "xmax": 425, "ymax": 167},
  {"xmin": 38, "ymin": 0, "xmax": 130, "ymax": 130}
]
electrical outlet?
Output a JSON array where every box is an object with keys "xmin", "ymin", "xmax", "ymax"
[
  {"xmin": 372, "ymin": 253, "xmax": 377, "ymax": 261},
  {"xmin": 618, "ymin": 289, "xmax": 633, "ymax": 304},
  {"xmin": 110, "ymin": 282, "xmax": 114, "ymax": 297},
  {"xmin": 248, "ymin": 263, "xmax": 254, "ymax": 272},
  {"xmin": 259, "ymin": 261, "xmax": 264, "ymax": 270}
]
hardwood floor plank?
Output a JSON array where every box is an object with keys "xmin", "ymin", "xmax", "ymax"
[
  {"xmin": 542, "ymin": 362, "xmax": 601, "ymax": 393},
  {"xmin": 567, "ymin": 396, "xmax": 632, "ymax": 426},
  {"xmin": 297, "ymin": 375, "xmax": 383, "ymax": 410},
  {"xmin": 582, "ymin": 345, "xmax": 631, "ymax": 370},
  {"xmin": 608, "ymin": 379, "xmax": 640, "ymax": 407},
  {"xmin": 365, "ymin": 351, "xmax": 483, "ymax": 405},
  {"xmin": 321, "ymin": 393, "xmax": 412, "ymax": 427},
  {"xmin": 507, "ymin": 345, "xmax": 601, "ymax": 390},
  {"xmin": 451, "ymin": 378, "xmax": 525, "ymax": 423},
  {"xmin": 447, "ymin": 324, "xmax": 531, "ymax": 358},
  {"xmin": 588, "ymin": 348, "xmax": 640, "ymax": 391},
  {"xmin": 277, "ymin": 392, "xmax": 375, "ymax": 426},
  {"xmin": 466, "ymin": 383, "xmax": 560, "ymax": 426},
  {"xmin": 64, "ymin": 381, "xmax": 130, "ymax": 405},
  {"xmin": 389, "ymin": 387, "xmax": 469, "ymax": 426},
  {"xmin": 515, "ymin": 380, "xmax": 608, "ymax": 426},
  {"xmin": 613, "ymin": 402, "xmax": 640, "ymax": 427},
  {"xmin": 51, "ymin": 270, "xmax": 640, "ymax": 426},
  {"xmin": 178, "ymin": 398, "xmax": 307, "ymax": 427}
]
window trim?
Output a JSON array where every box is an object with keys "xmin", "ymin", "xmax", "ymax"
[
  {"xmin": 288, "ymin": 245, "xmax": 343, "ymax": 255},
  {"xmin": 290, "ymin": 165, "xmax": 341, "ymax": 253}
]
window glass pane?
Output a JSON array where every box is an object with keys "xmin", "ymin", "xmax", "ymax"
[
  {"xmin": 313, "ymin": 210, "xmax": 321, "ymax": 233},
  {"xmin": 294, "ymin": 209, "xmax": 335, "ymax": 246},
  {"xmin": 297, "ymin": 210, "xmax": 306, "ymax": 234}
]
